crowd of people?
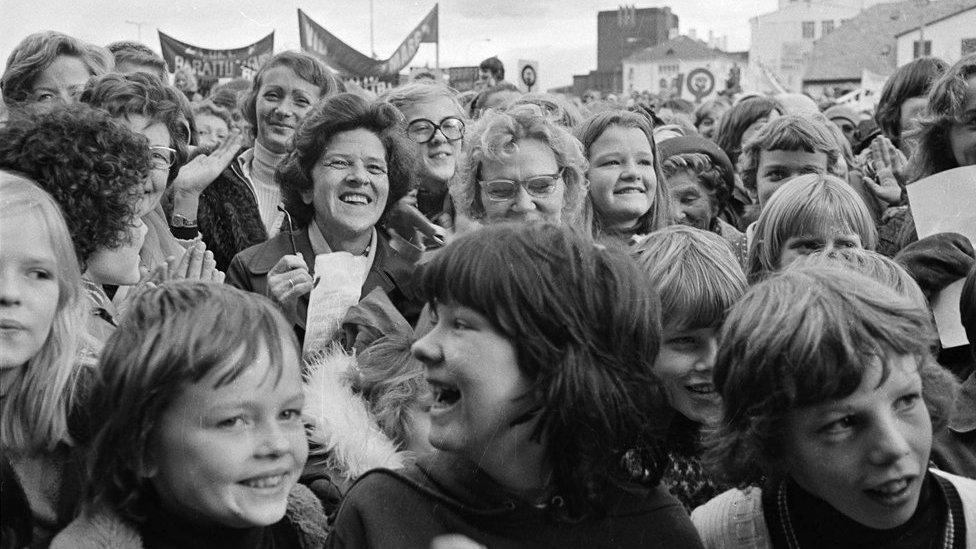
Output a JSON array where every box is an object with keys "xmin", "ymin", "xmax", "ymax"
[{"xmin": 1, "ymin": 28, "xmax": 975, "ymax": 549}]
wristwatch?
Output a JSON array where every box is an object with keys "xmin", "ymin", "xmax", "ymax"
[{"xmin": 170, "ymin": 214, "xmax": 198, "ymax": 228}]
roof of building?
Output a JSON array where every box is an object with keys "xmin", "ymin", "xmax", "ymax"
[
  {"xmin": 895, "ymin": 3, "xmax": 976, "ymax": 36},
  {"xmin": 804, "ymin": 0, "xmax": 976, "ymax": 83},
  {"xmin": 624, "ymin": 35, "xmax": 747, "ymax": 64}
]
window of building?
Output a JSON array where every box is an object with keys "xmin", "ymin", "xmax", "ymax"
[
  {"xmin": 821, "ymin": 20, "xmax": 834, "ymax": 35},
  {"xmin": 802, "ymin": 21, "xmax": 815, "ymax": 39},
  {"xmin": 913, "ymin": 40, "xmax": 932, "ymax": 58},
  {"xmin": 962, "ymin": 38, "xmax": 976, "ymax": 56},
  {"xmin": 658, "ymin": 64, "xmax": 680, "ymax": 75}
]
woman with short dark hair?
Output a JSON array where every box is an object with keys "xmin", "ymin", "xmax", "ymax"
[
  {"xmin": 226, "ymin": 93, "xmax": 419, "ymax": 329},
  {"xmin": 329, "ymin": 223, "xmax": 703, "ymax": 548}
]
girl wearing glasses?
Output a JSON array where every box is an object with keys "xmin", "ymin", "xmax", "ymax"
[
  {"xmin": 576, "ymin": 109, "xmax": 671, "ymax": 243},
  {"xmin": 227, "ymin": 93, "xmax": 421, "ymax": 332},
  {"xmin": 381, "ymin": 82, "xmax": 466, "ymax": 220},
  {"xmin": 329, "ymin": 223, "xmax": 703, "ymax": 548},
  {"xmin": 451, "ymin": 103, "xmax": 588, "ymax": 228}
]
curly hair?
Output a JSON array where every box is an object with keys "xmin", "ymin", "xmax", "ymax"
[
  {"xmin": 712, "ymin": 95, "xmax": 781, "ymax": 168},
  {"xmin": 705, "ymin": 267, "xmax": 958, "ymax": 487},
  {"xmin": 575, "ymin": 109, "xmax": 671, "ymax": 235},
  {"xmin": 746, "ymin": 174, "xmax": 877, "ymax": 283},
  {"xmin": 908, "ymin": 53, "xmax": 976, "ymax": 182},
  {"xmin": 241, "ymin": 51, "xmax": 341, "ymax": 138},
  {"xmin": 417, "ymin": 223, "xmax": 669, "ymax": 519},
  {"xmin": 81, "ymin": 72, "xmax": 190, "ymax": 184},
  {"xmin": 453, "ymin": 103, "xmax": 588, "ymax": 225},
  {"xmin": 511, "ymin": 92, "xmax": 584, "ymax": 128},
  {"xmin": 874, "ymin": 57, "xmax": 948, "ymax": 147},
  {"xmin": 85, "ymin": 281, "xmax": 298, "ymax": 524},
  {"xmin": 1, "ymin": 31, "xmax": 113, "ymax": 106},
  {"xmin": 276, "ymin": 93, "xmax": 414, "ymax": 229},
  {"xmin": 661, "ymin": 153, "xmax": 730, "ymax": 216},
  {"xmin": 0, "ymin": 104, "xmax": 149, "ymax": 267}
]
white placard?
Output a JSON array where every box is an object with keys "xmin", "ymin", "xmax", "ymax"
[
  {"xmin": 906, "ymin": 166, "xmax": 976, "ymax": 347},
  {"xmin": 302, "ymin": 252, "xmax": 368, "ymax": 358}
]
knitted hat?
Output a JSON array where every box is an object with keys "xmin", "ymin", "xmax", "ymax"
[{"xmin": 657, "ymin": 134, "xmax": 735, "ymax": 191}]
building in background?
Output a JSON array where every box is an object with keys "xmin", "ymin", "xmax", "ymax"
[
  {"xmin": 803, "ymin": 0, "xmax": 976, "ymax": 103},
  {"xmin": 895, "ymin": 3, "xmax": 976, "ymax": 66},
  {"xmin": 749, "ymin": 0, "xmax": 885, "ymax": 93},
  {"xmin": 622, "ymin": 36, "xmax": 748, "ymax": 103},
  {"xmin": 572, "ymin": 5, "xmax": 679, "ymax": 97}
]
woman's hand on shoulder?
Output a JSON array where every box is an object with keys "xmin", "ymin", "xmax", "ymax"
[{"xmin": 267, "ymin": 253, "xmax": 313, "ymax": 326}]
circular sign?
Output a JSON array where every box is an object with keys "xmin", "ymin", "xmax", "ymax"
[{"xmin": 686, "ymin": 68, "xmax": 715, "ymax": 101}]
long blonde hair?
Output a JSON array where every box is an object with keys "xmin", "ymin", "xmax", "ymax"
[{"xmin": 0, "ymin": 171, "xmax": 84, "ymax": 453}]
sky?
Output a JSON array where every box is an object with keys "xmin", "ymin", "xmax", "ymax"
[{"xmin": 0, "ymin": 0, "xmax": 779, "ymax": 91}]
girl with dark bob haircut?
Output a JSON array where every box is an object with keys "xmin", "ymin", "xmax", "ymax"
[
  {"xmin": 330, "ymin": 223, "xmax": 703, "ymax": 548},
  {"xmin": 0, "ymin": 104, "xmax": 148, "ymax": 267},
  {"xmin": 692, "ymin": 267, "xmax": 973, "ymax": 547}
]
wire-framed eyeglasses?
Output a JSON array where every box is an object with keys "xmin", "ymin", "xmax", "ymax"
[
  {"xmin": 406, "ymin": 117, "xmax": 465, "ymax": 144},
  {"xmin": 149, "ymin": 146, "xmax": 177, "ymax": 170}
]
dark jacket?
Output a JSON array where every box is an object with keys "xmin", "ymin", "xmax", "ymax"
[
  {"xmin": 225, "ymin": 227, "xmax": 421, "ymax": 328},
  {"xmin": 198, "ymin": 157, "xmax": 269, "ymax": 272},
  {"xmin": 328, "ymin": 452, "xmax": 705, "ymax": 549}
]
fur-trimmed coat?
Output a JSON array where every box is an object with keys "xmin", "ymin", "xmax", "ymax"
[{"xmin": 49, "ymin": 483, "xmax": 328, "ymax": 549}]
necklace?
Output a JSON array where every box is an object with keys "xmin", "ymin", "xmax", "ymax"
[{"xmin": 774, "ymin": 480, "xmax": 955, "ymax": 549}]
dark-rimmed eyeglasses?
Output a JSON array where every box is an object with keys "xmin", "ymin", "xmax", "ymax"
[
  {"xmin": 149, "ymin": 146, "xmax": 177, "ymax": 170},
  {"xmin": 479, "ymin": 169, "xmax": 564, "ymax": 202},
  {"xmin": 406, "ymin": 117, "xmax": 465, "ymax": 144}
]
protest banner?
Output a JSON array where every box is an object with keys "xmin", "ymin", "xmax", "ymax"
[{"xmin": 158, "ymin": 31, "xmax": 273, "ymax": 78}]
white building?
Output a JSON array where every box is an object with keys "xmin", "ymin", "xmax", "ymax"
[
  {"xmin": 749, "ymin": 0, "xmax": 884, "ymax": 93},
  {"xmin": 896, "ymin": 4, "xmax": 976, "ymax": 66},
  {"xmin": 622, "ymin": 36, "xmax": 748, "ymax": 103}
]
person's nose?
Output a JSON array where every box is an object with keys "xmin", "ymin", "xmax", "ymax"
[
  {"xmin": 693, "ymin": 338, "xmax": 718, "ymax": 373},
  {"xmin": 0, "ymin": 270, "xmax": 23, "ymax": 308},
  {"xmin": 867, "ymin": 412, "xmax": 913, "ymax": 467},
  {"xmin": 346, "ymin": 162, "xmax": 370, "ymax": 186},
  {"xmin": 509, "ymin": 185, "xmax": 537, "ymax": 213},
  {"xmin": 411, "ymin": 321, "xmax": 444, "ymax": 366},
  {"xmin": 670, "ymin": 198, "xmax": 687, "ymax": 223},
  {"xmin": 255, "ymin": 420, "xmax": 293, "ymax": 458}
]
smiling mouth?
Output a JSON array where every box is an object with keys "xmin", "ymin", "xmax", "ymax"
[
  {"xmin": 428, "ymin": 379, "xmax": 461, "ymax": 410},
  {"xmin": 685, "ymin": 382, "xmax": 716, "ymax": 395},
  {"xmin": 614, "ymin": 185, "xmax": 646, "ymax": 195},
  {"xmin": 340, "ymin": 192, "xmax": 372, "ymax": 205},
  {"xmin": 240, "ymin": 472, "xmax": 289, "ymax": 490}
]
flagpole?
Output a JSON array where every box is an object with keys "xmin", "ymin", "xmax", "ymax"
[
  {"xmin": 435, "ymin": 4, "xmax": 440, "ymax": 69},
  {"xmin": 370, "ymin": 0, "xmax": 376, "ymax": 59}
]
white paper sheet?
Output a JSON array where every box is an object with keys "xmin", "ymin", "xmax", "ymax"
[
  {"xmin": 302, "ymin": 252, "xmax": 369, "ymax": 358},
  {"xmin": 906, "ymin": 166, "xmax": 976, "ymax": 347}
]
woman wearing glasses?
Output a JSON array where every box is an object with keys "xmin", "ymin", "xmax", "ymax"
[
  {"xmin": 381, "ymin": 82, "xmax": 466, "ymax": 221},
  {"xmin": 451, "ymin": 103, "xmax": 588, "ymax": 228},
  {"xmin": 78, "ymin": 72, "xmax": 224, "ymax": 284},
  {"xmin": 226, "ymin": 93, "xmax": 421, "ymax": 331}
]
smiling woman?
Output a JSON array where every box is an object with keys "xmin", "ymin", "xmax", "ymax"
[
  {"xmin": 183, "ymin": 51, "xmax": 341, "ymax": 271},
  {"xmin": 226, "ymin": 93, "xmax": 421, "ymax": 332}
]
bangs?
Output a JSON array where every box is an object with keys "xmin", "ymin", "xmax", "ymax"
[
  {"xmin": 660, "ymin": 265, "xmax": 743, "ymax": 332},
  {"xmin": 770, "ymin": 182, "xmax": 876, "ymax": 249},
  {"xmin": 418, "ymin": 232, "xmax": 519, "ymax": 336},
  {"xmin": 198, "ymin": 307, "xmax": 291, "ymax": 389}
]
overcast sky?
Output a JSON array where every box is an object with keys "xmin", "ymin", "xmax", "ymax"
[{"xmin": 1, "ymin": 0, "xmax": 777, "ymax": 90}]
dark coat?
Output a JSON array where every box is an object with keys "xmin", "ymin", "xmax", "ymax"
[
  {"xmin": 329, "ymin": 452, "xmax": 705, "ymax": 549},
  {"xmin": 225, "ymin": 227, "xmax": 421, "ymax": 328},
  {"xmin": 198, "ymin": 157, "xmax": 269, "ymax": 272}
]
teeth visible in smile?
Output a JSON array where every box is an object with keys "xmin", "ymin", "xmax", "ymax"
[
  {"xmin": 614, "ymin": 187, "xmax": 645, "ymax": 194},
  {"xmin": 686, "ymin": 383, "xmax": 715, "ymax": 395},
  {"xmin": 243, "ymin": 474, "xmax": 286, "ymax": 489},
  {"xmin": 340, "ymin": 193, "xmax": 370, "ymax": 205}
]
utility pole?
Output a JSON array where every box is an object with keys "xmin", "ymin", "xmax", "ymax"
[{"xmin": 125, "ymin": 20, "xmax": 148, "ymax": 42}]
